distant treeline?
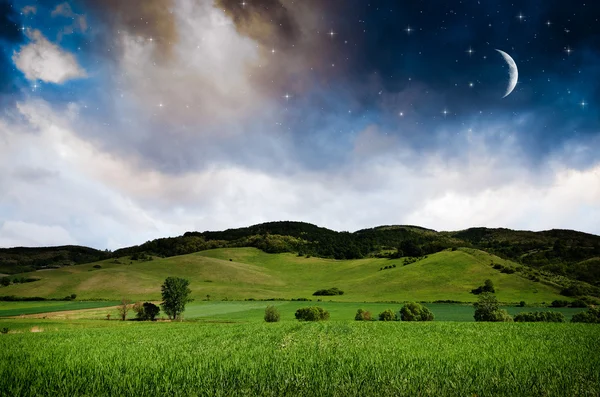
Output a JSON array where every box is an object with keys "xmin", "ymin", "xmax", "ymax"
[{"xmin": 2, "ymin": 221, "xmax": 600, "ymax": 288}]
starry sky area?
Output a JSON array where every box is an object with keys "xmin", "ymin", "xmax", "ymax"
[{"xmin": 0, "ymin": 0, "xmax": 599, "ymax": 249}]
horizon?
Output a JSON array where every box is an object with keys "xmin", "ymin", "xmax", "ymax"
[
  {"xmin": 1, "ymin": 0, "xmax": 599, "ymax": 249},
  {"xmin": 2, "ymin": 220, "xmax": 599, "ymax": 251}
]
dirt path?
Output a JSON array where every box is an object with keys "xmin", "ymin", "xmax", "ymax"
[{"xmin": 10, "ymin": 306, "xmax": 120, "ymax": 320}]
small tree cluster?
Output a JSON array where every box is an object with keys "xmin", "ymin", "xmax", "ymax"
[
  {"xmin": 378, "ymin": 309, "xmax": 397, "ymax": 321},
  {"xmin": 571, "ymin": 307, "xmax": 600, "ymax": 323},
  {"xmin": 264, "ymin": 305, "xmax": 280, "ymax": 322},
  {"xmin": 514, "ymin": 311, "xmax": 565, "ymax": 323},
  {"xmin": 473, "ymin": 293, "xmax": 513, "ymax": 322},
  {"xmin": 295, "ymin": 306, "xmax": 330, "ymax": 321},
  {"xmin": 354, "ymin": 309, "xmax": 372, "ymax": 321},
  {"xmin": 312, "ymin": 287, "xmax": 344, "ymax": 296},
  {"xmin": 471, "ymin": 279, "xmax": 495, "ymax": 295},
  {"xmin": 400, "ymin": 302, "xmax": 434, "ymax": 321},
  {"xmin": 133, "ymin": 302, "xmax": 160, "ymax": 321}
]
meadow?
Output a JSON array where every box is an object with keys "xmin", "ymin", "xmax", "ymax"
[
  {"xmin": 0, "ymin": 320, "xmax": 598, "ymax": 396},
  {"xmin": 0, "ymin": 247, "xmax": 569, "ymax": 304}
]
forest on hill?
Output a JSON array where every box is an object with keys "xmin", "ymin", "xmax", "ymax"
[{"xmin": 1, "ymin": 221, "xmax": 600, "ymax": 287}]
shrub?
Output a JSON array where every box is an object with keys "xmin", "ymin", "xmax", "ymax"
[
  {"xmin": 264, "ymin": 306, "xmax": 280, "ymax": 322},
  {"xmin": 378, "ymin": 309, "xmax": 397, "ymax": 322},
  {"xmin": 571, "ymin": 307, "xmax": 600, "ymax": 323},
  {"xmin": 0, "ymin": 277, "xmax": 10, "ymax": 287},
  {"xmin": 93, "ymin": 265, "xmax": 102, "ymax": 269},
  {"xmin": 471, "ymin": 279, "xmax": 495, "ymax": 295},
  {"xmin": 0, "ymin": 328, "xmax": 8, "ymax": 334},
  {"xmin": 551, "ymin": 300, "xmax": 570, "ymax": 308},
  {"xmin": 355, "ymin": 309, "xmax": 372, "ymax": 321},
  {"xmin": 474, "ymin": 293, "xmax": 513, "ymax": 322},
  {"xmin": 570, "ymin": 300, "xmax": 588, "ymax": 308},
  {"xmin": 514, "ymin": 311, "xmax": 565, "ymax": 322},
  {"xmin": 500, "ymin": 268, "xmax": 516, "ymax": 274},
  {"xmin": 312, "ymin": 288, "xmax": 344, "ymax": 296},
  {"xmin": 295, "ymin": 307, "xmax": 330, "ymax": 321},
  {"xmin": 400, "ymin": 302, "xmax": 434, "ymax": 321},
  {"xmin": 519, "ymin": 301, "xmax": 526, "ymax": 307}
]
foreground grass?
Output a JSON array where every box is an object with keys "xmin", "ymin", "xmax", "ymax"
[
  {"xmin": 1, "ymin": 248, "xmax": 566, "ymax": 303},
  {"xmin": 0, "ymin": 321, "xmax": 598, "ymax": 396}
]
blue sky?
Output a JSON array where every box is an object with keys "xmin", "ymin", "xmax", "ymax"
[{"xmin": 0, "ymin": 0, "xmax": 599, "ymax": 249}]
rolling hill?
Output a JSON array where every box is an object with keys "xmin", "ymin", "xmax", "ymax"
[{"xmin": 0, "ymin": 247, "xmax": 573, "ymax": 303}]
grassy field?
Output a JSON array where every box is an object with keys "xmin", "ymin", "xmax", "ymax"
[
  {"xmin": 0, "ymin": 300, "xmax": 585, "ymax": 323},
  {"xmin": 0, "ymin": 248, "xmax": 568, "ymax": 303},
  {"xmin": 0, "ymin": 320, "xmax": 598, "ymax": 396}
]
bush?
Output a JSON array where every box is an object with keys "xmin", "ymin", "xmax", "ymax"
[
  {"xmin": 93, "ymin": 265, "xmax": 102, "ymax": 269},
  {"xmin": 400, "ymin": 302, "xmax": 434, "ymax": 321},
  {"xmin": 570, "ymin": 300, "xmax": 588, "ymax": 308},
  {"xmin": 295, "ymin": 307, "xmax": 330, "ymax": 321},
  {"xmin": 133, "ymin": 302, "xmax": 160, "ymax": 321},
  {"xmin": 471, "ymin": 279, "xmax": 495, "ymax": 295},
  {"xmin": 0, "ymin": 277, "xmax": 10, "ymax": 287},
  {"xmin": 264, "ymin": 306, "xmax": 280, "ymax": 322},
  {"xmin": 551, "ymin": 300, "xmax": 570, "ymax": 308},
  {"xmin": 378, "ymin": 309, "xmax": 397, "ymax": 322},
  {"xmin": 571, "ymin": 307, "xmax": 600, "ymax": 323},
  {"xmin": 354, "ymin": 309, "xmax": 372, "ymax": 321},
  {"xmin": 519, "ymin": 301, "xmax": 526, "ymax": 307},
  {"xmin": 514, "ymin": 311, "xmax": 565, "ymax": 322},
  {"xmin": 312, "ymin": 288, "xmax": 344, "ymax": 296},
  {"xmin": 0, "ymin": 328, "xmax": 8, "ymax": 334},
  {"xmin": 474, "ymin": 292, "xmax": 513, "ymax": 322}
]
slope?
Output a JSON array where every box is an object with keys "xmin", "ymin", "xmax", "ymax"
[{"xmin": 0, "ymin": 248, "xmax": 567, "ymax": 303}]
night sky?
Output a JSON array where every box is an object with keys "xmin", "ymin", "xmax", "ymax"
[{"xmin": 0, "ymin": 0, "xmax": 599, "ymax": 249}]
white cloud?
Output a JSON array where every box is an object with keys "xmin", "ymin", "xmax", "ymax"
[
  {"xmin": 12, "ymin": 30, "xmax": 86, "ymax": 84},
  {"xmin": 0, "ymin": 100, "xmax": 599, "ymax": 250}
]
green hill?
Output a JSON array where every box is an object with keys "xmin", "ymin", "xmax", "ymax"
[{"xmin": 0, "ymin": 248, "xmax": 571, "ymax": 304}]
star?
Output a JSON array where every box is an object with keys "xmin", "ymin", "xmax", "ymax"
[
  {"xmin": 442, "ymin": 109, "xmax": 449, "ymax": 117},
  {"xmin": 405, "ymin": 26, "xmax": 413, "ymax": 34},
  {"xmin": 546, "ymin": 20, "xmax": 552, "ymax": 27},
  {"xmin": 328, "ymin": 30, "xmax": 336, "ymax": 38},
  {"xmin": 517, "ymin": 13, "xmax": 525, "ymax": 22},
  {"xmin": 466, "ymin": 47, "xmax": 475, "ymax": 56},
  {"xmin": 565, "ymin": 46, "xmax": 573, "ymax": 56},
  {"xmin": 580, "ymin": 100, "xmax": 587, "ymax": 108},
  {"xmin": 271, "ymin": 48, "xmax": 276, "ymax": 54},
  {"xmin": 399, "ymin": 112, "xmax": 404, "ymax": 117},
  {"xmin": 283, "ymin": 93, "xmax": 291, "ymax": 101},
  {"xmin": 469, "ymin": 82, "xmax": 474, "ymax": 88}
]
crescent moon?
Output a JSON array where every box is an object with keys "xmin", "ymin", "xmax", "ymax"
[{"xmin": 495, "ymin": 49, "xmax": 518, "ymax": 98}]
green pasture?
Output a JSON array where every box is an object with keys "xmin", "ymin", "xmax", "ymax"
[
  {"xmin": 0, "ymin": 301, "xmax": 118, "ymax": 317},
  {"xmin": 0, "ymin": 247, "xmax": 567, "ymax": 303}
]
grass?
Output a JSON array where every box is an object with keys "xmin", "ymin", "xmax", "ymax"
[
  {"xmin": 0, "ymin": 248, "xmax": 568, "ymax": 303},
  {"xmin": 0, "ymin": 320, "xmax": 598, "ymax": 396},
  {"xmin": 1, "ymin": 300, "xmax": 586, "ymax": 323},
  {"xmin": 0, "ymin": 301, "xmax": 118, "ymax": 317}
]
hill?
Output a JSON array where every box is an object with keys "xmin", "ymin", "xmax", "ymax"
[
  {"xmin": 1, "ymin": 221, "xmax": 599, "ymax": 291},
  {"xmin": 0, "ymin": 247, "xmax": 573, "ymax": 303}
]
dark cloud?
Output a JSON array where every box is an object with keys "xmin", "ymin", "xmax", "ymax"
[
  {"xmin": 216, "ymin": 0, "xmax": 299, "ymax": 48},
  {"xmin": 79, "ymin": 0, "xmax": 177, "ymax": 58}
]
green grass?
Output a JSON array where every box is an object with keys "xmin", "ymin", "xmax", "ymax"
[
  {"xmin": 0, "ymin": 301, "xmax": 118, "ymax": 317},
  {"xmin": 0, "ymin": 320, "xmax": 598, "ymax": 396},
  {"xmin": 0, "ymin": 248, "xmax": 567, "ymax": 303}
]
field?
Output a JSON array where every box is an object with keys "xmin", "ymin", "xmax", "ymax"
[
  {"xmin": 1, "ymin": 300, "xmax": 585, "ymax": 323},
  {"xmin": 0, "ymin": 247, "xmax": 569, "ymax": 303},
  {"xmin": 0, "ymin": 320, "xmax": 598, "ymax": 396}
]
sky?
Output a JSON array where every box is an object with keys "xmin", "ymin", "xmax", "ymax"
[{"xmin": 0, "ymin": 0, "xmax": 599, "ymax": 249}]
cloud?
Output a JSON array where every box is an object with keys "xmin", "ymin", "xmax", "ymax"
[
  {"xmin": 0, "ymin": 99, "xmax": 598, "ymax": 250},
  {"xmin": 12, "ymin": 29, "xmax": 86, "ymax": 83},
  {"xmin": 51, "ymin": 2, "xmax": 88, "ymax": 39},
  {"xmin": 22, "ymin": 5, "xmax": 37, "ymax": 16}
]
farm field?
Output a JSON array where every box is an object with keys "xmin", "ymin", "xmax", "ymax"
[
  {"xmin": 0, "ymin": 247, "xmax": 569, "ymax": 304},
  {"xmin": 0, "ymin": 300, "xmax": 585, "ymax": 322},
  {"xmin": 0, "ymin": 320, "xmax": 598, "ymax": 396}
]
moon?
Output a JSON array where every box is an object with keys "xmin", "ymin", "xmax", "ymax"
[{"xmin": 495, "ymin": 49, "xmax": 518, "ymax": 98}]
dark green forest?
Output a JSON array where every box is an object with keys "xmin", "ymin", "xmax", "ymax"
[{"xmin": 2, "ymin": 221, "xmax": 600, "ymax": 288}]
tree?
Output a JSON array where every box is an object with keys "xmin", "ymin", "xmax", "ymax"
[
  {"xmin": 118, "ymin": 298, "xmax": 131, "ymax": 321},
  {"xmin": 264, "ymin": 305, "xmax": 280, "ymax": 322},
  {"xmin": 571, "ymin": 307, "xmax": 600, "ymax": 323},
  {"xmin": 142, "ymin": 302, "xmax": 160, "ymax": 321},
  {"xmin": 355, "ymin": 309, "xmax": 372, "ymax": 321},
  {"xmin": 471, "ymin": 279, "xmax": 496, "ymax": 295},
  {"xmin": 473, "ymin": 292, "xmax": 512, "ymax": 322},
  {"xmin": 378, "ymin": 309, "xmax": 397, "ymax": 321},
  {"xmin": 400, "ymin": 302, "xmax": 434, "ymax": 321},
  {"xmin": 161, "ymin": 277, "xmax": 193, "ymax": 320}
]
